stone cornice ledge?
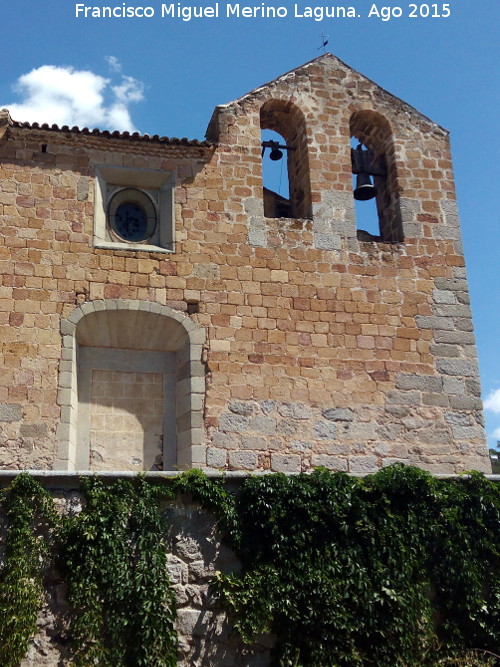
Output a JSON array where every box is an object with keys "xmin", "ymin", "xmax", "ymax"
[{"xmin": 0, "ymin": 470, "xmax": 498, "ymax": 487}]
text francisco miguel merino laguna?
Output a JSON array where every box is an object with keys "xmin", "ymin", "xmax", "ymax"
[{"xmin": 75, "ymin": 3, "xmax": 365, "ymax": 21}]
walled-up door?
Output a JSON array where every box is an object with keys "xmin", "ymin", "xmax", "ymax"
[{"xmin": 77, "ymin": 347, "xmax": 176, "ymax": 470}]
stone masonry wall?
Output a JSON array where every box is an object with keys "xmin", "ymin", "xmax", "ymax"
[
  {"xmin": 4, "ymin": 472, "xmax": 500, "ymax": 666},
  {"xmin": 0, "ymin": 53, "xmax": 490, "ymax": 474},
  {"xmin": 0, "ymin": 484, "xmax": 271, "ymax": 667}
]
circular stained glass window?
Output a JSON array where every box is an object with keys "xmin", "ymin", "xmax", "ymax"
[{"xmin": 108, "ymin": 188, "xmax": 157, "ymax": 243}]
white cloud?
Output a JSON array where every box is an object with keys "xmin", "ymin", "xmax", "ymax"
[
  {"xmin": 491, "ymin": 427, "xmax": 500, "ymax": 440},
  {"xmin": 112, "ymin": 76, "xmax": 145, "ymax": 105},
  {"xmin": 483, "ymin": 388, "xmax": 500, "ymax": 414},
  {"xmin": 105, "ymin": 55, "xmax": 122, "ymax": 73},
  {"xmin": 3, "ymin": 62, "xmax": 144, "ymax": 133}
]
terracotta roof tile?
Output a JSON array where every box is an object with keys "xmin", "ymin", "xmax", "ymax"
[{"xmin": 5, "ymin": 114, "xmax": 212, "ymax": 147}]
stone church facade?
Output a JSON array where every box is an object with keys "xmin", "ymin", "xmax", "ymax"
[{"xmin": 0, "ymin": 54, "xmax": 490, "ymax": 475}]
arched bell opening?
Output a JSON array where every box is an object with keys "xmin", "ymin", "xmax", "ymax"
[
  {"xmin": 350, "ymin": 136, "xmax": 381, "ymax": 239},
  {"xmin": 350, "ymin": 111, "xmax": 403, "ymax": 243},
  {"xmin": 260, "ymin": 100, "xmax": 312, "ymax": 220},
  {"xmin": 261, "ymin": 129, "xmax": 292, "ymax": 218}
]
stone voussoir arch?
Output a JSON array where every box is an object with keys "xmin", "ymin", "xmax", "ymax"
[{"xmin": 54, "ymin": 299, "xmax": 206, "ymax": 471}]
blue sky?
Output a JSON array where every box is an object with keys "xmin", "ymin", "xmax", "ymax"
[{"xmin": 2, "ymin": 0, "xmax": 500, "ymax": 450}]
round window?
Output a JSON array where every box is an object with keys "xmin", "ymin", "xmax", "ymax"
[{"xmin": 108, "ymin": 188, "xmax": 157, "ymax": 243}]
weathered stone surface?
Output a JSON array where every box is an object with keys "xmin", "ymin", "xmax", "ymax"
[
  {"xmin": 228, "ymin": 401, "xmax": 255, "ymax": 416},
  {"xmin": 415, "ymin": 315, "xmax": 454, "ymax": 331},
  {"xmin": 241, "ymin": 436, "xmax": 266, "ymax": 450},
  {"xmin": 434, "ymin": 330, "xmax": 476, "ymax": 344},
  {"xmin": 218, "ymin": 414, "xmax": 249, "ymax": 433},
  {"xmin": 277, "ymin": 421, "xmax": 298, "ymax": 436},
  {"xmin": 451, "ymin": 425, "xmax": 486, "ymax": 440},
  {"xmin": 166, "ymin": 556, "xmax": 189, "ymax": 585},
  {"xmin": 325, "ymin": 443, "xmax": 350, "ymax": 456},
  {"xmin": 432, "ymin": 290, "xmax": 457, "ymax": 304},
  {"xmin": 430, "ymin": 344, "xmax": 460, "ymax": 358},
  {"xmin": 346, "ymin": 422, "xmax": 378, "ymax": 440},
  {"xmin": 248, "ymin": 227, "xmax": 267, "ymax": 247},
  {"xmin": 20, "ymin": 423, "xmax": 49, "ymax": 438},
  {"xmin": 387, "ymin": 391, "xmax": 422, "ymax": 406},
  {"xmin": 434, "ymin": 304, "xmax": 472, "ymax": 318},
  {"xmin": 0, "ymin": 404, "xmax": 22, "ymax": 422},
  {"xmin": 474, "ymin": 410, "xmax": 485, "ymax": 427},
  {"xmin": 418, "ymin": 428, "xmax": 451, "ymax": 446},
  {"xmin": 173, "ymin": 583, "xmax": 189, "ymax": 606},
  {"xmin": 386, "ymin": 405, "xmax": 410, "ymax": 418},
  {"xmin": 395, "ymin": 374, "xmax": 442, "ymax": 392},
  {"xmin": 270, "ymin": 453, "xmax": 302, "ymax": 473},
  {"xmin": 465, "ymin": 379, "xmax": 482, "ymax": 397},
  {"xmin": 436, "ymin": 359, "xmax": 479, "ymax": 378},
  {"xmin": 444, "ymin": 412, "xmax": 474, "ymax": 426},
  {"xmin": 206, "ymin": 448, "xmax": 227, "ymax": 468},
  {"xmin": 387, "ymin": 443, "xmax": 409, "ymax": 458},
  {"xmin": 313, "ymin": 420, "xmax": 337, "ymax": 440},
  {"xmin": 376, "ymin": 424, "xmax": 404, "ymax": 440},
  {"xmin": 76, "ymin": 177, "xmax": 88, "ymax": 201},
  {"xmin": 422, "ymin": 393, "xmax": 449, "ymax": 407},
  {"xmin": 177, "ymin": 609, "xmax": 212, "ymax": 636},
  {"xmin": 349, "ymin": 456, "xmax": 379, "ymax": 473},
  {"xmin": 442, "ymin": 377, "xmax": 465, "ymax": 395},
  {"xmin": 277, "ymin": 403, "xmax": 313, "ymax": 420},
  {"xmin": 434, "ymin": 277, "xmax": 468, "ymax": 292},
  {"xmin": 449, "ymin": 396, "xmax": 483, "ymax": 410},
  {"xmin": 260, "ymin": 400, "xmax": 277, "ymax": 415},
  {"xmin": 382, "ymin": 457, "xmax": 411, "ymax": 467},
  {"xmin": 211, "ymin": 432, "xmax": 240, "ymax": 449},
  {"xmin": 322, "ymin": 408, "xmax": 354, "ymax": 422},
  {"xmin": 310, "ymin": 454, "xmax": 348, "ymax": 471},
  {"xmin": 417, "ymin": 462, "xmax": 457, "ymax": 474},
  {"xmin": 228, "ymin": 451, "xmax": 258, "ymax": 470},
  {"xmin": 248, "ymin": 416, "xmax": 277, "ymax": 435},
  {"xmin": 291, "ymin": 440, "xmax": 312, "ymax": 452},
  {"xmin": 314, "ymin": 232, "xmax": 342, "ymax": 251}
]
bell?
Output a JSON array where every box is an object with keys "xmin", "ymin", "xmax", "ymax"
[
  {"xmin": 269, "ymin": 146, "xmax": 283, "ymax": 161},
  {"xmin": 353, "ymin": 171, "xmax": 377, "ymax": 201}
]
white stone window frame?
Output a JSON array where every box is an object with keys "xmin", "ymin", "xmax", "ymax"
[
  {"xmin": 94, "ymin": 165, "xmax": 175, "ymax": 253},
  {"xmin": 54, "ymin": 300, "xmax": 206, "ymax": 471}
]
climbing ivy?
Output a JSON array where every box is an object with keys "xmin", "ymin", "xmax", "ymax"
[
  {"xmin": 184, "ymin": 465, "xmax": 500, "ymax": 667},
  {"xmin": 173, "ymin": 468, "xmax": 241, "ymax": 543},
  {"xmin": 0, "ymin": 466, "xmax": 499, "ymax": 667},
  {"xmin": 0, "ymin": 474, "xmax": 59, "ymax": 667},
  {"xmin": 59, "ymin": 477, "xmax": 178, "ymax": 667},
  {"xmin": 0, "ymin": 475, "xmax": 178, "ymax": 667}
]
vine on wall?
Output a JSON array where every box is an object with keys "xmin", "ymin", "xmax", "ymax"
[
  {"xmin": 178, "ymin": 466, "xmax": 500, "ymax": 667},
  {"xmin": 59, "ymin": 478, "xmax": 178, "ymax": 667},
  {"xmin": 0, "ymin": 466, "xmax": 499, "ymax": 667},
  {"xmin": 0, "ymin": 475, "xmax": 58, "ymax": 666},
  {"xmin": 0, "ymin": 476, "xmax": 178, "ymax": 667}
]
